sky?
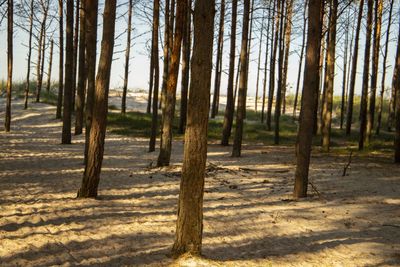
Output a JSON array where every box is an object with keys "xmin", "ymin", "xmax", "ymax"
[{"xmin": 0, "ymin": 0, "xmax": 399, "ymax": 99}]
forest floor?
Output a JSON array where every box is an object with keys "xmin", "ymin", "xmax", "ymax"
[{"xmin": 0, "ymin": 96, "xmax": 400, "ymax": 266}]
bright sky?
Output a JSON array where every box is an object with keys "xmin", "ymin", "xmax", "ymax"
[{"xmin": 0, "ymin": 1, "xmax": 398, "ymax": 99}]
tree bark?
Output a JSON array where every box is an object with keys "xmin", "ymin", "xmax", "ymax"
[
  {"xmin": 157, "ymin": 0, "xmax": 186, "ymax": 167},
  {"xmin": 46, "ymin": 39, "xmax": 54, "ymax": 93},
  {"xmin": 261, "ymin": 2, "xmax": 272, "ymax": 123},
  {"xmin": 359, "ymin": 0, "xmax": 373, "ymax": 150},
  {"xmin": 35, "ymin": 6, "xmax": 48, "ymax": 103},
  {"xmin": 4, "ymin": 0, "xmax": 13, "ymax": 132},
  {"xmin": 293, "ymin": 0, "xmax": 323, "ymax": 199},
  {"xmin": 211, "ymin": 0, "xmax": 225, "ymax": 118},
  {"xmin": 221, "ymin": 0, "xmax": 237, "ymax": 146},
  {"xmin": 231, "ymin": 0, "xmax": 250, "ymax": 157},
  {"xmin": 121, "ymin": 0, "xmax": 133, "ymax": 115},
  {"xmin": 77, "ymin": 0, "xmax": 116, "ymax": 198},
  {"xmin": 84, "ymin": 0, "xmax": 98, "ymax": 164},
  {"xmin": 56, "ymin": 0, "xmax": 64, "ymax": 119},
  {"xmin": 149, "ymin": 0, "xmax": 160, "ymax": 152},
  {"xmin": 376, "ymin": 0, "xmax": 394, "ymax": 135},
  {"xmin": 255, "ymin": 9, "xmax": 265, "ymax": 114},
  {"xmin": 23, "ymin": 0, "xmax": 34, "ymax": 110},
  {"xmin": 366, "ymin": 0, "xmax": 383, "ymax": 144},
  {"xmin": 346, "ymin": 0, "xmax": 364, "ymax": 135},
  {"xmin": 394, "ymin": 19, "xmax": 400, "ymax": 162},
  {"xmin": 72, "ymin": 0, "xmax": 80, "ymax": 111},
  {"xmin": 62, "ymin": 0, "xmax": 74, "ymax": 144},
  {"xmin": 171, "ymin": 0, "xmax": 214, "ymax": 256},
  {"xmin": 75, "ymin": 0, "xmax": 87, "ymax": 135},
  {"xmin": 340, "ymin": 9, "xmax": 350, "ymax": 130}
]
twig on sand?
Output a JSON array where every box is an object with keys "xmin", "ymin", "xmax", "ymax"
[
  {"xmin": 382, "ymin": 224, "xmax": 400, "ymax": 228},
  {"xmin": 309, "ymin": 181, "xmax": 323, "ymax": 199},
  {"xmin": 342, "ymin": 151, "xmax": 353, "ymax": 177}
]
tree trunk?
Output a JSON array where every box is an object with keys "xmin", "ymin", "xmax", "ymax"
[
  {"xmin": 359, "ymin": 0, "xmax": 373, "ymax": 150},
  {"xmin": 340, "ymin": 9, "xmax": 350, "ymax": 130},
  {"xmin": 321, "ymin": 0, "xmax": 337, "ymax": 152},
  {"xmin": 211, "ymin": 0, "xmax": 225, "ymax": 118},
  {"xmin": 24, "ymin": 0, "xmax": 34, "ymax": 110},
  {"xmin": 77, "ymin": 0, "xmax": 116, "ymax": 198},
  {"xmin": 56, "ymin": 0, "xmax": 64, "ymax": 119},
  {"xmin": 46, "ymin": 39, "xmax": 54, "ymax": 93},
  {"xmin": 149, "ymin": 0, "xmax": 160, "ymax": 152},
  {"xmin": 293, "ymin": 0, "xmax": 308, "ymax": 119},
  {"xmin": 171, "ymin": 0, "xmax": 215, "ymax": 256},
  {"xmin": 62, "ymin": 0, "xmax": 74, "ymax": 144},
  {"xmin": 4, "ymin": 0, "xmax": 13, "ymax": 132},
  {"xmin": 346, "ymin": 0, "xmax": 364, "ymax": 135},
  {"xmin": 274, "ymin": 0, "xmax": 286, "ymax": 145},
  {"xmin": 266, "ymin": 0, "xmax": 280, "ymax": 131},
  {"xmin": 147, "ymin": 38, "xmax": 155, "ymax": 114},
  {"xmin": 84, "ymin": 0, "xmax": 98, "ymax": 164},
  {"xmin": 261, "ymin": 2, "xmax": 272, "ymax": 123},
  {"xmin": 255, "ymin": 9, "xmax": 265, "ymax": 114},
  {"xmin": 293, "ymin": 0, "xmax": 323, "ymax": 199},
  {"xmin": 231, "ymin": 0, "xmax": 250, "ymax": 157},
  {"xmin": 35, "ymin": 9, "xmax": 48, "ymax": 103},
  {"xmin": 366, "ymin": 0, "xmax": 383, "ymax": 144},
  {"xmin": 121, "ymin": 0, "xmax": 133, "ymax": 114},
  {"xmin": 157, "ymin": 0, "xmax": 186, "ymax": 167},
  {"xmin": 376, "ymin": 0, "xmax": 394, "ymax": 135},
  {"xmin": 394, "ymin": 19, "xmax": 400, "ymax": 162},
  {"xmin": 72, "ymin": 0, "xmax": 80, "ymax": 111},
  {"xmin": 178, "ymin": 0, "xmax": 191, "ymax": 134},
  {"xmin": 75, "ymin": 0, "xmax": 87, "ymax": 135},
  {"xmin": 281, "ymin": 0, "xmax": 294, "ymax": 115},
  {"xmin": 221, "ymin": 0, "xmax": 237, "ymax": 146}
]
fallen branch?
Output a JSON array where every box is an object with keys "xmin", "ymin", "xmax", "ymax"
[
  {"xmin": 382, "ymin": 224, "xmax": 400, "ymax": 228},
  {"xmin": 309, "ymin": 181, "xmax": 323, "ymax": 199},
  {"xmin": 342, "ymin": 151, "xmax": 353, "ymax": 177}
]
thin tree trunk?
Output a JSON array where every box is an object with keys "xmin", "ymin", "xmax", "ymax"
[
  {"xmin": 266, "ymin": 0, "xmax": 280, "ymax": 131},
  {"xmin": 4, "ymin": 0, "xmax": 13, "ymax": 132},
  {"xmin": 36, "ymin": 9, "xmax": 48, "ymax": 103},
  {"xmin": 293, "ymin": 0, "xmax": 323, "ymax": 199},
  {"xmin": 261, "ymin": 2, "xmax": 272, "ymax": 123},
  {"xmin": 321, "ymin": 0, "xmax": 337, "ymax": 152},
  {"xmin": 46, "ymin": 39, "xmax": 54, "ymax": 93},
  {"xmin": 274, "ymin": 0, "xmax": 286, "ymax": 145},
  {"xmin": 122, "ymin": 0, "xmax": 133, "ymax": 114},
  {"xmin": 359, "ymin": 0, "xmax": 373, "ymax": 150},
  {"xmin": 178, "ymin": 0, "xmax": 191, "ymax": 134},
  {"xmin": 346, "ymin": 0, "xmax": 364, "ymax": 135},
  {"xmin": 62, "ymin": 0, "xmax": 74, "ymax": 144},
  {"xmin": 394, "ymin": 21, "xmax": 400, "ymax": 162},
  {"xmin": 376, "ymin": 0, "xmax": 394, "ymax": 135},
  {"xmin": 75, "ymin": 0, "xmax": 87, "ymax": 135},
  {"xmin": 56, "ymin": 0, "xmax": 64, "ymax": 119},
  {"xmin": 72, "ymin": 0, "xmax": 80, "ymax": 111},
  {"xmin": 231, "ymin": 0, "xmax": 250, "ymax": 157},
  {"xmin": 171, "ymin": 0, "xmax": 214, "ymax": 255},
  {"xmin": 157, "ymin": 0, "xmax": 186, "ymax": 167},
  {"xmin": 366, "ymin": 0, "xmax": 383, "ymax": 144},
  {"xmin": 24, "ymin": 0, "xmax": 34, "ymax": 110},
  {"xmin": 340, "ymin": 9, "xmax": 350, "ymax": 130},
  {"xmin": 149, "ymin": 0, "xmax": 160, "ymax": 152},
  {"xmin": 211, "ymin": 0, "xmax": 225, "ymax": 118},
  {"xmin": 84, "ymin": 0, "xmax": 98, "ymax": 164},
  {"xmin": 147, "ymin": 40, "xmax": 155, "ymax": 114},
  {"xmin": 221, "ymin": 0, "xmax": 237, "ymax": 146},
  {"xmin": 255, "ymin": 9, "xmax": 265, "ymax": 114},
  {"xmin": 293, "ymin": 0, "xmax": 308, "ymax": 119},
  {"xmin": 77, "ymin": 0, "xmax": 116, "ymax": 198}
]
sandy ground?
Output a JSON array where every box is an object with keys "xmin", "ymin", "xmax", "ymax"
[{"xmin": 0, "ymin": 95, "xmax": 399, "ymax": 266}]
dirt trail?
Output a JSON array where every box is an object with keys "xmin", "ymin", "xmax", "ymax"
[{"xmin": 0, "ymin": 99, "xmax": 399, "ymax": 266}]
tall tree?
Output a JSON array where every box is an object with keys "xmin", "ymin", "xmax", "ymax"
[
  {"xmin": 178, "ymin": 0, "xmax": 191, "ymax": 134},
  {"xmin": 255, "ymin": 9, "xmax": 265, "ymax": 114},
  {"xmin": 359, "ymin": 0, "xmax": 373, "ymax": 150},
  {"xmin": 394, "ymin": 21, "xmax": 400, "ymax": 163},
  {"xmin": 77, "ymin": 0, "xmax": 116, "ymax": 198},
  {"xmin": 4, "ymin": 0, "xmax": 13, "ymax": 132},
  {"xmin": 221, "ymin": 0, "xmax": 237, "ymax": 146},
  {"xmin": 346, "ymin": 0, "xmax": 364, "ymax": 135},
  {"xmin": 261, "ymin": 2, "xmax": 272, "ymax": 123},
  {"xmin": 75, "ymin": 0, "xmax": 87, "ymax": 135},
  {"xmin": 23, "ymin": 0, "xmax": 34, "ymax": 110},
  {"xmin": 72, "ymin": 0, "xmax": 80, "ymax": 110},
  {"xmin": 121, "ymin": 0, "xmax": 133, "ymax": 114},
  {"xmin": 171, "ymin": 0, "xmax": 214, "ymax": 256},
  {"xmin": 159, "ymin": 0, "xmax": 170, "ymax": 111},
  {"xmin": 231, "ymin": 0, "xmax": 250, "ymax": 157},
  {"xmin": 84, "ymin": 0, "xmax": 98, "ymax": 164},
  {"xmin": 376, "ymin": 0, "xmax": 394, "ymax": 134},
  {"xmin": 61, "ymin": 0, "xmax": 74, "ymax": 144},
  {"xmin": 293, "ymin": 0, "xmax": 323, "ymax": 198},
  {"xmin": 211, "ymin": 0, "xmax": 225, "ymax": 118},
  {"xmin": 157, "ymin": 0, "xmax": 187, "ymax": 166},
  {"xmin": 321, "ymin": 0, "xmax": 338, "ymax": 152},
  {"xmin": 46, "ymin": 39, "xmax": 54, "ymax": 93},
  {"xmin": 149, "ymin": 0, "xmax": 160, "ymax": 152},
  {"xmin": 35, "ymin": 1, "xmax": 49, "ymax": 103},
  {"xmin": 56, "ymin": 0, "xmax": 64, "ymax": 119},
  {"xmin": 366, "ymin": 0, "xmax": 383, "ymax": 144},
  {"xmin": 340, "ymin": 8, "xmax": 351, "ymax": 130}
]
